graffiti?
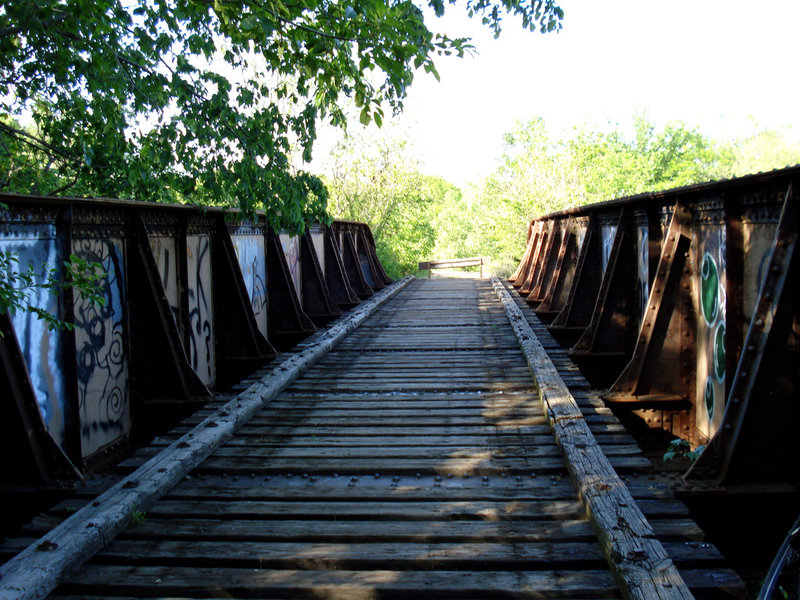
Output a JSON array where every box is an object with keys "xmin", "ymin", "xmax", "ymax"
[
  {"xmin": 279, "ymin": 234, "xmax": 302, "ymax": 301},
  {"xmin": 637, "ymin": 226, "xmax": 649, "ymax": 319},
  {"xmin": 0, "ymin": 231, "xmax": 69, "ymax": 451},
  {"xmin": 704, "ymin": 376, "xmax": 715, "ymax": 422},
  {"xmin": 187, "ymin": 235, "xmax": 215, "ymax": 386},
  {"xmin": 701, "ymin": 253, "xmax": 720, "ymax": 325},
  {"xmin": 72, "ymin": 237, "xmax": 130, "ymax": 458},
  {"xmin": 714, "ymin": 323, "xmax": 726, "ymax": 382},
  {"xmin": 601, "ymin": 224, "xmax": 617, "ymax": 275},
  {"xmin": 231, "ymin": 234, "xmax": 268, "ymax": 338},
  {"xmin": 696, "ymin": 231, "xmax": 726, "ymax": 437},
  {"xmin": 148, "ymin": 235, "xmax": 180, "ymax": 324}
]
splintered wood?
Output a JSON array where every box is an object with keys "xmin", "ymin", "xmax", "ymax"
[{"xmin": 11, "ymin": 278, "xmax": 741, "ymax": 599}]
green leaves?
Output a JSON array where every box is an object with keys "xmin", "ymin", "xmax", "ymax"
[
  {"xmin": 1, "ymin": 0, "xmax": 562, "ymax": 233},
  {"xmin": 0, "ymin": 250, "xmax": 105, "ymax": 335}
]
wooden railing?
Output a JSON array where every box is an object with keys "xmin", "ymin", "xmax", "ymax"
[{"xmin": 418, "ymin": 256, "xmax": 489, "ymax": 278}]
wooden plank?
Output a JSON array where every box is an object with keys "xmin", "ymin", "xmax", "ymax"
[
  {"xmin": 128, "ymin": 442, "xmax": 646, "ymax": 461},
  {"xmin": 167, "ymin": 423, "xmax": 631, "ymax": 437},
  {"xmin": 57, "ymin": 566, "xmax": 624, "ymax": 599},
  {"xmin": 53, "ymin": 498, "xmax": 588, "ymax": 521},
  {"xmin": 146, "ymin": 433, "xmax": 638, "ymax": 448},
  {"xmin": 119, "ymin": 453, "xmax": 652, "ymax": 474},
  {"xmin": 78, "ymin": 539, "xmax": 615, "ymax": 570},
  {"xmin": 22, "ymin": 517, "xmax": 708, "ymax": 544}
]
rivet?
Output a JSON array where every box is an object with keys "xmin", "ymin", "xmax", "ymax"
[
  {"xmin": 530, "ymin": 472, "xmax": 537, "ymax": 478},
  {"xmin": 415, "ymin": 473, "xmax": 421, "ymax": 479},
  {"xmin": 515, "ymin": 475, "xmax": 522, "ymax": 482},
  {"xmin": 741, "ymin": 372, "xmax": 748, "ymax": 378},
  {"xmin": 351, "ymin": 476, "xmax": 358, "ymax": 482},
  {"xmin": 249, "ymin": 473, "xmax": 255, "ymax": 479},
  {"xmin": 447, "ymin": 473, "xmax": 454, "ymax": 479},
  {"xmin": 500, "ymin": 472, "xmax": 507, "ymax": 478},
  {"xmin": 435, "ymin": 475, "xmax": 442, "ymax": 482},
  {"xmin": 310, "ymin": 476, "xmax": 317, "ymax": 482},
  {"xmin": 264, "ymin": 476, "xmax": 271, "ymax": 481},
  {"xmin": 333, "ymin": 473, "xmax": 339, "ymax": 478},
  {"xmin": 747, "ymin": 345, "xmax": 755, "ymax": 352},
  {"xmin": 286, "ymin": 473, "xmax": 292, "ymax": 478},
  {"xmin": 374, "ymin": 473, "xmax": 380, "ymax": 479},
  {"xmin": 481, "ymin": 475, "xmax": 489, "ymax": 482},
  {"xmin": 393, "ymin": 476, "xmax": 400, "ymax": 482},
  {"xmin": 302, "ymin": 473, "xmax": 308, "ymax": 479},
  {"xmin": 755, "ymin": 319, "xmax": 764, "ymax": 328},
  {"xmin": 221, "ymin": 473, "xmax": 228, "ymax": 479},
  {"xmin": 732, "ymin": 398, "xmax": 741, "ymax": 404},
  {"xmin": 724, "ymin": 423, "xmax": 732, "ymax": 430}
]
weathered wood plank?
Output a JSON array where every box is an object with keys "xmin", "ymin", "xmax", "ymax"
[
  {"xmin": 22, "ymin": 517, "xmax": 708, "ymax": 545},
  {"xmin": 57, "ymin": 566, "xmax": 624, "ymax": 599},
  {"xmin": 128, "ymin": 442, "xmax": 645, "ymax": 461},
  {"xmin": 118, "ymin": 453, "xmax": 652, "ymax": 474}
]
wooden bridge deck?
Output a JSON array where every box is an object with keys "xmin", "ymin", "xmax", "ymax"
[{"xmin": 7, "ymin": 278, "xmax": 742, "ymax": 599}]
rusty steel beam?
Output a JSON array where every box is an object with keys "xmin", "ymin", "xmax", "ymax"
[
  {"xmin": 548, "ymin": 216, "xmax": 603, "ymax": 346},
  {"xmin": 535, "ymin": 217, "xmax": 582, "ymax": 320},
  {"xmin": 568, "ymin": 209, "xmax": 640, "ymax": 385},
  {"xmin": 322, "ymin": 226, "xmax": 360, "ymax": 309},
  {"xmin": 299, "ymin": 230, "xmax": 342, "ymax": 326},
  {"xmin": 528, "ymin": 217, "xmax": 564, "ymax": 303}
]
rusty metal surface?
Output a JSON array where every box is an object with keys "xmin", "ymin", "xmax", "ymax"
[
  {"xmin": 0, "ymin": 194, "xmax": 385, "ymax": 483},
  {"xmin": 510, "ymin": 166, "xmax": 800, "ymax": 490}
]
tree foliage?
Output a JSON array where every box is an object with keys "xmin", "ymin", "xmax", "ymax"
[
  {"xmin": 435, "ymin": 115, "xmax": 800, "ymax": 275},
  {"xmin": 0, "ymin": 0, "xmax": 563, "ymax": 232}
]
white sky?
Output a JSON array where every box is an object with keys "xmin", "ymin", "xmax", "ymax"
[{"xmin": 311, "ymin": 0, "xmax": 800, "ymax": 187}]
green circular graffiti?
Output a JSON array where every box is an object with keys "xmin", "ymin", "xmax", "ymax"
[
  {"xmin": 701, "ymin": 253, "xmax": 719, "ymax": 325},
  {"xmin": 704, "ymin": 377, "xmax": 715, "ymax": 421},
  {"xmin": 714, "ymin": 323, "xmax": 726, "ymax": 382}
]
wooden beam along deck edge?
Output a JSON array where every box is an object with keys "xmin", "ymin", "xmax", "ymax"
[
  {"xmin": 0, "ymin": 276, "xmax": 414, "ymax": 600},
  {"xmin": 491, "ymin": 276, "xmax": 695, "ymax": 600}
]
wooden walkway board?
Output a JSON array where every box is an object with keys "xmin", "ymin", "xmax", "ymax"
[{"xmin": 40, "ymin": 279, "xmax": 741, "ymax": 599}]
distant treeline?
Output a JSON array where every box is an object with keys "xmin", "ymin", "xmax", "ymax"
[{"xmin": 324, "ymin": 115, "xmax": 800, "ymax": 278}]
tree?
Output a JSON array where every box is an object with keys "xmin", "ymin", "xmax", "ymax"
[
  {"xmin": 324, "ymin": 123, "xmax": 459, "ymax": 276},
  {"xmin": 1, "ymin": 0, "xmax": 563, "ymax": 232}
]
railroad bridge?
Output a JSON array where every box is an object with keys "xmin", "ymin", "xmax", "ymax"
[{"xmin": 0, "ymin": 167, "xmax": 798, "ymax": 599}]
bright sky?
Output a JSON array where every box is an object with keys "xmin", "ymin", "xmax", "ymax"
[{"xmin": 312, "ymin": 0, "xmax": 800, "ymax": 187}]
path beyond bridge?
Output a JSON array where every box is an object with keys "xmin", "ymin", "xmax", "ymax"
[{"xmin": 1, "ymin": 277, "xmax": 742, "ymax": 599}]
